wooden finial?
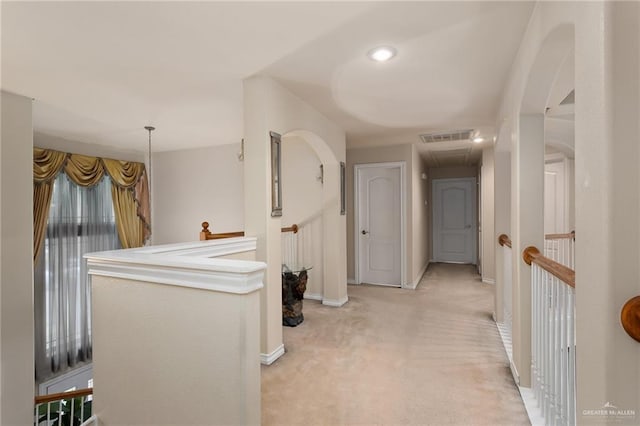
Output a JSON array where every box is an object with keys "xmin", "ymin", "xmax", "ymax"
[{"xmin": 200, "ymin": 221, "xmax": 211, "ymax": 240}]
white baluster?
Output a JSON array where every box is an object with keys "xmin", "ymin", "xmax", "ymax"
[{"xmin": 530, "ymin": 262, "xmax": 576, "ymax": 425}]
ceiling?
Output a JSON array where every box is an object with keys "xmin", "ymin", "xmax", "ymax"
[{"xmin": 2, "ymin": 1, "xmax": 535, "ymax": 163}]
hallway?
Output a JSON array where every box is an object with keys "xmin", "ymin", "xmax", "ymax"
[{"xmin": 262, "ymin": 263, "xmax": 529, "ymax": 425}]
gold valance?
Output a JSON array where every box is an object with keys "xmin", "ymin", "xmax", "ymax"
[
  {"xmin": 65, "ymin": 153, "xmax": 106, "ymax": 187},
  {"xmin": 103, "ymin": 158, "xmax": 144, "ymax": 188},
  {"xmin": 33, "ymin": 148, "xmax": 146, "ymax": 188},
  {"xmin": 33, "ymin": 148, "xmax": 67, "ymax": 183},
  {"xmin": 33, "ymin": 147, "xmax": 152, "ymax": 261}
]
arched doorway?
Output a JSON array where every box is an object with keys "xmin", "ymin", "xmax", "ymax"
[
  {"xmin": 512, "ymin": 22, "xmax": 575, "ymax": 389},
  {"xmin": 281, "ymin": 129, "xmax": 346, "ymax": 306}
]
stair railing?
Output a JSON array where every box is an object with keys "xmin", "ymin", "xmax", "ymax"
[
  {"xmin": 34, "ymin": 388, "xmax": 93, "ymax": 426},
  {"xmin": 544, "ymin": 231, "xmax": 575, "ymax": 269},
  {"xmin": 199, "ymin": 221, "xmax": 297, "ymax": 240},
  {"xmin": 498, "ymin": 234, "xmax": 514, "ymax": 361},
  {"xmin": 523, "ymin": 245, "xmax": 576, "ymax": 426}
]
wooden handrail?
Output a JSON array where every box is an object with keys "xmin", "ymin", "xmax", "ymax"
[
  {"xmin": 498, "ymin": 234, "xmax": 512, "ymax": 248},
  {"xmin": 621, "ymin": 296, "xmax": 640, "ymax": 343},
  {"xmin": 545, "ymin": 230, "xmax": 575, "ymax": 240},
  {"xmin": 200, "ymin": 222, "xmax": 245, "ymax": 240},
  {"xmin": 200, "ymin": 221, "xmax": 298, "ymax": 241},
  {"xmin": 501, "ymin": 231, "xmax": 574, "ymax": 246},
  {"xmin": 522, "ymin": 246, "xmax": 575, "ymax": 288},
  {"xmin": 35, "ymin": 388, "xmax": 93, "ymax": 404}
]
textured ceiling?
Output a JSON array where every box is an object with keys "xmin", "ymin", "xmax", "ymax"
[{"xmin": 2, "ymin": 2, "xmax": 535, "ymax": 153}]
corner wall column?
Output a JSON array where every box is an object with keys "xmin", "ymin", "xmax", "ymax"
[
  {"xmin": 321, "ymin": 162, "xmax": 348, "ymax": 306},
  {"xmin": 0, "ymin": 91, "xmax": 34, "ymax": 424},
  {"xmin": 243, "ymin": 78, "xmax": 284, "ymax": 364},
  {"xmin": 494, "ymin": 149, "xmax": 511, "ymax": 323},
  {"xmin": 481, "ymin": 147, "xmax": 496, "ymax": 284},
  {"xmin": 511, "ymin": 114, "xmax": 544, "ymax": 387},
  {"xmin": 574, "ymin": 1, "xmax": 640, "ymax": 419}
]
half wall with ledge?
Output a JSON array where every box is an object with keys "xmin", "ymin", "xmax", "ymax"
[{"xmin": 85, "ymin": 237, "xmax": 265, "ymax": 425}]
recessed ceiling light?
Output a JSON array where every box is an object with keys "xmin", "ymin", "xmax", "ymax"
[
  {"xmin": 367, "ymin": 46, "xmax": 397, "ymax": 62},
  {"xmin": 473, "ymin": 137, "xmax": 484, "ymax": 143}
]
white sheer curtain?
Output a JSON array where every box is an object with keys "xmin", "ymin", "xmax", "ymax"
[{"xmin": 35, "ymin": 173, "xmax": 121, "ymax": 382}]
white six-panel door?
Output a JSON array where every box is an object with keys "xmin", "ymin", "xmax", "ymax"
[
  {"xmin": 432, "ymin": 178, "xmax": 477, "ymax": 264},
  {"xmin": 356, "ymin": 164, "xmax": 403, "ymax": 286}
]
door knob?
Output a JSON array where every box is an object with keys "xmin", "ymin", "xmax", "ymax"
[{"xmin": 361, "ymin": 230, "xmax": 369, "ymax": 235}]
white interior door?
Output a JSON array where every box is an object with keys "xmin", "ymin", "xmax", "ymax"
[
  {"xmin": 544, "ymin": 160, "xmax": 567, "ymax": 234},
  {"xmin": 432, "ymin": 178, "xmax": 477, "ymax": 264},
  {"xmin": 357, "ymin": 164, "xmax": 403, "ymax": 286}
]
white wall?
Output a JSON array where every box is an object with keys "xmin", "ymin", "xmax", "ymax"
[
  {"xmin": 243, "ymin": 76, "xmax": 347, "ymax": 362},
  {"xmin": 496, "ymin": 1, "xmax": 640, "ymax": 416},
  {"xmin": 34, "ymin": 132, "xmax": 144, "ymax": 163},
  {"xmin": 411, "ymin": 145, "xmax": 429, "ymax": 288},
  {"xmin": 481, "ymin": 148, "xmax": 495, "ymax": 283},
  {"xmin": 0, "ymin": 91, "xmax": 34, "ymax": 424},
  {"xmin": 281, "ymin": 137, "xmax": 324, "ymax": 298},
  {"xmin": 92, "ymin": 276, "xmax": 261, "ymax": 426},
  {"xmin": 153, "ymin": 143, "xmax": 244, "ymax": 244}
]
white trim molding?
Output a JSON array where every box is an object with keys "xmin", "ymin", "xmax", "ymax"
[
  {"xmin": 347, "ymin": 278, "xmax": 358, "ymax": 285},
  {"xmin": 304, "ymin": 293, "xmax": 323, "ymax": 301},
  {"xmin": 85, "ymin": 238, "xmax": 266, "ymax": 295},
  {"xmin": 261, "ymin": 344, "xmax": 285, "ymax": 365},
  {"xmin": 510, "ymin": 360, "xmax": 520, "ymax": 386},
  {"xmin": 129, "ymin": 237, "xmax": 258, "ymax": 259},
  {"xmin": 482, "ymin": 278, "xmax": 496, "ymax": 285},
  {"xmin": 322, "ymin": 295, "xmax": 349, "ymax": 307},
  {"xmin": 519, "ymin": 387, "xmax": 546, "ymax": 426},
  {"xmin": 79, "ymin": 415, "xmax": 99, "ymax": 426}
]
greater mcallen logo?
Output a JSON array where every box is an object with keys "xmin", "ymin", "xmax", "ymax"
[{"xmin": 582, "ymin": 402, "xmax": 636, "ymax": 420}]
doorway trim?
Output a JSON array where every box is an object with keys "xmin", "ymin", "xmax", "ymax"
[{"xmin": 354, "ymin": 161, "xmax": 406, "ymax": 287}]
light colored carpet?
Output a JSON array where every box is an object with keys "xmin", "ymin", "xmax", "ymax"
[{"xmin": 261, "ymin": 263, "xmax": 530, "ymax": 425}]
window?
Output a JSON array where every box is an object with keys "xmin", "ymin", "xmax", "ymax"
[{"xmin": 35, "ymin": 173, "xmax": 121, "ymax": 382}]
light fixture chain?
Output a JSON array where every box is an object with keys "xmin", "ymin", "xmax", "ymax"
[{"xmin": 144, "ymin": 126, "xmax": 155, "ymax": 239}]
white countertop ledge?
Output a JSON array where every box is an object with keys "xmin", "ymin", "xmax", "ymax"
[{"xmin": 85, "ymin": 237, "xmax": 266, "ymax": 294}]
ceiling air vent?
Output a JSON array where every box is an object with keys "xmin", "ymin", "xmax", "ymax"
[{"xmin": 420, "ymin": 129, "xmax": 474, "ymax": 144}]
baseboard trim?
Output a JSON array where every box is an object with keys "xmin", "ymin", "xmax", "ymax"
[
  {"xmin": 322, "ymin": 295, "xmax": 349, "ymax": 307},
  {"xmin": 482, "ymin": 278, "xmax": 496, "ymax": 285},
  {"xmin": 347, "ymin": 278, "xmax": 358, "ymax": 285},
  {"xmin": 509, "ymin": 360, "xmax": 520, "ymax": 386},
  {"xmin": 260, "ymin": 344, "xmax": 285, "ymax": 365},
  {"xmin": 404, "ymin": 261, "xmax": 429, "ymax": 289},
  {"xmin": 304, "ymin": 293, "xmax": 323, "ymax": 301},
  {"xmin": 518, "ymin": 386, "xmax": 545, "ymax": 426}
]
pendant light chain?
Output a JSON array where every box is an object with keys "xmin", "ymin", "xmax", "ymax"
[{"xmin": 145, "ymin": 126, "xmax": 155, "ymax": 239}]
